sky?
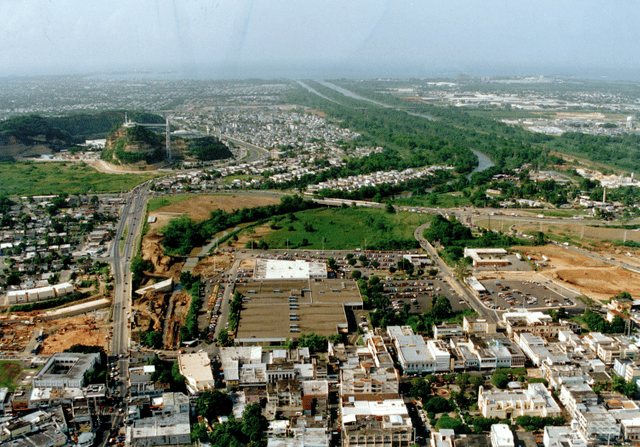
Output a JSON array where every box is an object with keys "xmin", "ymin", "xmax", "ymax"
[{"xmin": 1, "ymin": 0, "xmax": 639, "ymax": 79}]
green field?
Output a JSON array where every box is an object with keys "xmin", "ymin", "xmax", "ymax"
[
  {"xmin": 147, "ymin": 194, "xmax": 200, "ymax": 212},
  {"xmin": 261, "ymin": 206, "xmax": 425, "ymax": 250},
  {"xmin": 0, "ymin": 360, "xmax": 21, "ymax": 391},
  {"xmin": 392, "ymin": 193, "xmax": 472, "ymax": 209},
  {"xmin": 0, "ymin": 161, "xmax": 160, "ymax": 196}
]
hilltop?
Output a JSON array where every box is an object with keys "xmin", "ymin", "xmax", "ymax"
[
  {"xmin": 101, "ymin": 125, "xmax": 166, "ymax": 167},
  {"xmin": 0, "ymin": 111, "xmax": 164, "ymax": 160}
]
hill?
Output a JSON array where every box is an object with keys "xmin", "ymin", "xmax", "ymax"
[
  {"xmin": 101, "ymin": 125, "xmax": 166, "ymax": 166},
  {"xmin": 0, "ymin": 111, "xmax": 164, "ymax": 160},
  {"xmin": 184, "ymin": 136, "xmax": 233, "ymax": 161}
]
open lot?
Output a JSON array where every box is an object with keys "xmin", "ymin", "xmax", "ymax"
[
  {"xmin": 0, "ymin": 161, "xmax": 158, "ymax": 196},
  {"xmin": 382, "ymin": 279, "xmax": 471, "ymax": 314},
  {"xmin": 262, "ymin": 207, "xmax": 424, "ymax": 251},
  {"xmin": 148, "ymin": 193, "xmax": 282, "ymax": 224},
  {"xmin": 477, "ymin": 278, "xmax": 582, "ymax": 312}
]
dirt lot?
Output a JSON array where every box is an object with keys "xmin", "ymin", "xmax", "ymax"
[
  {"xmin": 514, "ymin": 245, "xmax": 640, "ymax": 301},
  {"xmin": 149, "ymin": 195, "xmax": 281, "ymax": 226},
  {"xmin": 192, "ymin": 253, "xmax": 235, "ymax": 276},
  {"xmin": 225, "ymin": 224, "xmax": 275, "ymax": 250},
  {"xmin": 552, "ymin": 267, "xmax": 640, "ymax": 301},
  {"xmin": 41, "ymin": 314, "xmax": 110, "ymax": 354}
]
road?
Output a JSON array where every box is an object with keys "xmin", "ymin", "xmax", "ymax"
[
  {"xmin": 107, "ymin": 182, "xmax": 152, "ymax": 405},
  {"xmin": 413, "ymin": 222, "xmax": 499, "ymax": 324}
]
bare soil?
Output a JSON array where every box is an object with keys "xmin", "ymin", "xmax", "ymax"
[
  {"xmin": 41, "ymin": 315, "xmax": 109, "ymax": 354},
  {"xmin": 513, "ymin": 245, "xmax": 640, "ymax": 301},
  {"xmin": 225, "ymin": 224, "xmax": 275, "ymax": 250},
  {"xmin": 192, "ymin": 254, "xmax": 234, "ymax": 276},
  {"xmin": 149, "ymin": 194, "xmax": 281, "ymax": 225}
]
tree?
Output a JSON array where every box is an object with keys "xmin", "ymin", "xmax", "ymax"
[
  {"xmin": 297, "ymin": 332, "xmax": 328, "ymax": 352},
  {"xmin": 327, "ymin": 257, "xmax": 337, "ymax": 270},
  {"xmin": 453, "ymin": 258, "xmax": 471, "ymax": 281},
  {"xmin": 385, "ymin": 202, "xmax": 396, "ymax": 214},
  {"xmin": 352, "ymin": 270, "xmax": 362, "ymax": 279},
  {"xmin": 432, "ymin": 296, "xmax": 453, "ymax": 319},
  {"xmin": 397, "ymin": 258, "xmax": 414, "ymax": 275},
  {"xmin": 218, "ymin": 328, "xmax": 232, "ymax": 347},
  {"xmin": 435, "ymin": 414, "xmax": 466, "ymax": 432},
  {"xmin": 424, "ymin": 396, "xmax": 452, "ymax": 413},
  {"xmin": 491, "ymin": 372, "xmax": 509, "ymax": 389},
  {"xmin": 196, "ymin": 390, "xmax": 233, "ymax": 423},
  {"xmin": 242, "ymin": 403, "xmax": 269, "ymax": 445},
  {"xmin": 469, "ymin": 375, "xmax": 485, "ymax": 392}
]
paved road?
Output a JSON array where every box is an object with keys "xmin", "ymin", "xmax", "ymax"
[{"xmin": 413, "ymin": 222, "xmax": 499, "ymax": 324}]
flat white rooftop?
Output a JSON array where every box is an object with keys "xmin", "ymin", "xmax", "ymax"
[{"xmin": 254, "ymin": 259, "xmax": 326, "ymax": 280}]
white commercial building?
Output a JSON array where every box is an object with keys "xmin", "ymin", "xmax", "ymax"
[
  {"xmin": 253, "ymin": 259, "xmax": 327, "ymax": 280},
  {"xmin": 491, "ymin": 424, "xmax": 514, "ymax": 447},
  {"xmin": 177, "ymin": 352, "xmax": 215, "ymax": 394},
  {"xmin": 478, "ymin": 383, "xmax": 562, "ymax": 419}
]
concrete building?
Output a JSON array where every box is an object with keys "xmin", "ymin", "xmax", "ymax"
[
  {"xmin": 341, "ymin": 397, "xmax": 413, "ymax": 447},
  {"xmin": 543, "ymin": 426, "xmax": 587, "ymax": 447},
  {"xmin": 128, "ymin": 413, "xmax": 191, "ymax": 446},
  {"xmin": 177, "ymin": 352, "xmax": 215, "ymax": 394},
  {"xmin": 340, "ymin": 364, "xmax": 399, "ymax": 396},
  {"xmin": 433, "ymin": 323, "xmax": 464, "ymax": 339},
  {"xmin": 478, "ymin": 383, "xmax": 562, "ymax": 419},
  {"xmin": 559, "ymin": 384, "xmax": 598, "ymax": 417},
  {"xmin": 464, "ymin": 248, "xmax": 510, "ymax": 268},
  {"xmin": 490, "ymin": 424, "xmax": 514, "ymax": 447},
  {"xmin": 463, "ymin": 316, "xmax": 497, "ymax": 334},
  {"xmin": 253, "ymin": 259, "xmax": 327, "ymax": 280},
  {"xmin": 33, "ymin": 353, "xmax": 100, "ymax": 388}
]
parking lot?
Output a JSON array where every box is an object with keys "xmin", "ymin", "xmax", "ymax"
[
  {"xmin": 382, "ymin": 278, "xmax": 471, "ymax": 314},
  {"xmin": 477, "ymin": 279, "xmax": 583, "ymax": 312}
]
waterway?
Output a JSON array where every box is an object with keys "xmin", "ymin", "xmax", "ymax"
[
  {"xmin": 469, "ymin": 148, "xmax": 495, "ymax": 178},
  {"xmin": 300, "ymin": 80, "xmax": 495, "ymax": 176}
]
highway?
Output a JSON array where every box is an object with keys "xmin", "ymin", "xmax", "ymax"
[{"xmin": 107, "ymin": 184, "xmax": 151, "ymax": 406}]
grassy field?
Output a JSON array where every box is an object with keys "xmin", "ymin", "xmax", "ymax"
[
  {"xmin": 147, "ymin": 194, "xmax": 200, "ymax": 212},
  {"xmin": 261, "ymin": 206, "xmax": 425, "ymax": 250},
  {"xmin": 0, "ymin": 360, "xmax": 21, "ymax": 391},
  {"xmin": 0, "ymin": 161, "xmax": 159, "ymax": 196},
  {"xmin": 392, "ymin": 194, "xmax": 472, "ymax": 208}
]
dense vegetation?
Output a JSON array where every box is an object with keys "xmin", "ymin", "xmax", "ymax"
[
  {"xmin": 424, "ymin": 214, "xmax": 531, "ymax": 262},
  {"xmin": 187, "ymin": 136, "xmax": 233, "ymax": 161},
  {"xmin": 0, "ymin": 114, "xmax": 72, "ymax": 147},
  {"xmin": 582, "ymin": 308, "xmax": 626, "ymax": 333},
  {"xmin": 149, "ymin": 355, "xmax": 186, "ymax": 391},
  {"xmin": 102, "ymin": 125, "xmax": 165, "ymax": 165},
  {"xmin": 328, "ymin": 79, "xmax": 640, "ymax": 174},
  {"xmin": 161, "ymin": 195, "xmax": 319, "ymax": 255},
  {"xmin": 179, "ymin": 272, "xmax": 203, "ymax": 343},
  {"xmin": 0, "ymin": 111, "xmax": 164, "ymax": 149},
  {"xmin": 191, "ymin": 402, "xmax": 269, "ymax": 446}
]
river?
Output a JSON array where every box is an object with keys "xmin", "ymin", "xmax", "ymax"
[
  {"xmin": 299, "ymin": 80, "xmax": 495, "ymax": 175},
  {"xmin": 469, "ymin": 148, "xmax": 495, "ymax": 178}
]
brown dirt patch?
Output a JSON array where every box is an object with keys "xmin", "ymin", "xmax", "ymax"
[
  {"xmin": 150, "ymin": 195, "xmax": 281, "ymax": 224},
  {"xmin": 552, "ymin": 267, "xmax": 640, "ymax": 301},
  {"xmin": 192, "ymin": 254, "xmax": 234, "ymax": 276},
  {"xmin": 140, "ymin": 231, "xmax": 182, "ymax": 278},
  {"xmin": 225, "ymin": 224, "xmax": 275, "ymax": 250},
  {"xmin": 515, "ymin": 245, "xmax": 607, "ymax": 269},
  {"xmin": 41, "ymin": 315, "xmax": 108, "ymax": 354}
]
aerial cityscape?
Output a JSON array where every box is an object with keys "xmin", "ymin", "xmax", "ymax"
[{"xmin": 2, "ymin": 2, "xmax": 640, "ymax": 447}]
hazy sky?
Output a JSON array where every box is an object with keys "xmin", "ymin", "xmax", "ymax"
[{"xmin": 2, "ymin": 0, "xmax": 639, "ymax": 78}]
